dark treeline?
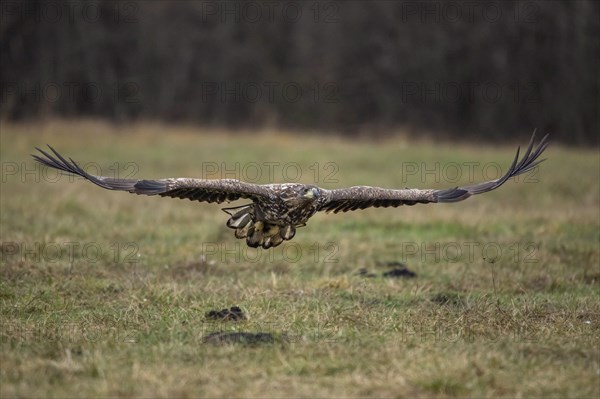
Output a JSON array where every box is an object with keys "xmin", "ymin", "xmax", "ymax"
[{"xmin": 1, "ymin": 0, "xmax": 598, "ymax": 144}]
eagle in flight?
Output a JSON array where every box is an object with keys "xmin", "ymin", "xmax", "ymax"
[{"xmin": 33, "ymin": 133, "xmax": 548, "ymax": 249}]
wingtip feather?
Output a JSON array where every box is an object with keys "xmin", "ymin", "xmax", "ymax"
[{"xmin": 436, "ymin": 131, "xmax": 549, "ymax": 203}]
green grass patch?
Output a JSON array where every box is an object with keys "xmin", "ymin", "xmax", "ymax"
[{"xmin": 1, "ymin": 121, "xmax": 598, "ymax": 397}]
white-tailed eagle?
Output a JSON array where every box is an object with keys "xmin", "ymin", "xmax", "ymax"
[{"xmin": 33, "ymin": 133, "xmax": 548, "ymax": 249}]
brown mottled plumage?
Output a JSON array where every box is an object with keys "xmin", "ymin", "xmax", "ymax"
[{"xmin": 32, "ymin": 133, "xmax": 548, "ymax": 248}]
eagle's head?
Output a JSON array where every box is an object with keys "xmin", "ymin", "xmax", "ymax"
[
  {"xmin": 297, "ymin": 185, "xmax": 321, "ymax": 206},
  {"xmin": 281, "ymin": 184, "xmax": 321, "ymax": 207},
  {"xmin": 300, "ymin": 185, "xmax": 320, "ymax": 200}
]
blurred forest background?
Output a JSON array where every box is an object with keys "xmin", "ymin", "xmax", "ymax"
[{"xmin": 1, "ymin": 0, "xmax": 598, "ymax": 144}]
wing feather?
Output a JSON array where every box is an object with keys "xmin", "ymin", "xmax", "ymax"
[
  {"xmin": 319, "ymin": 186, "xmax": 437, "ymax": 213},
  {"xmin": 32, "ymin": 145, "xmax": 270, "ymax": 204},
  {"xmin": 318, "ymin": 132, "xmax": 548, "ymax": 213},
  {"xmin": 436, "ymin": 132, "xmax": 548, "ymax": 202}
]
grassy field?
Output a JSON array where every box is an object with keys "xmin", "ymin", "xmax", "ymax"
[{"xmin": 1, "ymin": 120, "xmax": 598, "ymax": 398}]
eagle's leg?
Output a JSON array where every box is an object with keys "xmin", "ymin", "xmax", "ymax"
[
  {"xmin": 246, "ymin": 222, "xmax": 296, "ymax": 249},
  {"xmin": 247, "ymin": 222, "xmax": 276, "ymax": 248},
  {"xmin": 224, "ymin": 204, "xmax": 254, "ymax": 238},
  {"xmin": 222, "ymin": 204, "xmax": 297, "ymax": 249}
]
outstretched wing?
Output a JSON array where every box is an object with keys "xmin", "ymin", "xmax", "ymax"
[
  {"xmin": 318, "ymin": 132, "xmax": 549, "ymax": 213},
  {"xmin": 32, "ymin": 146, "xmax": 271, "ymax": 203}
]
